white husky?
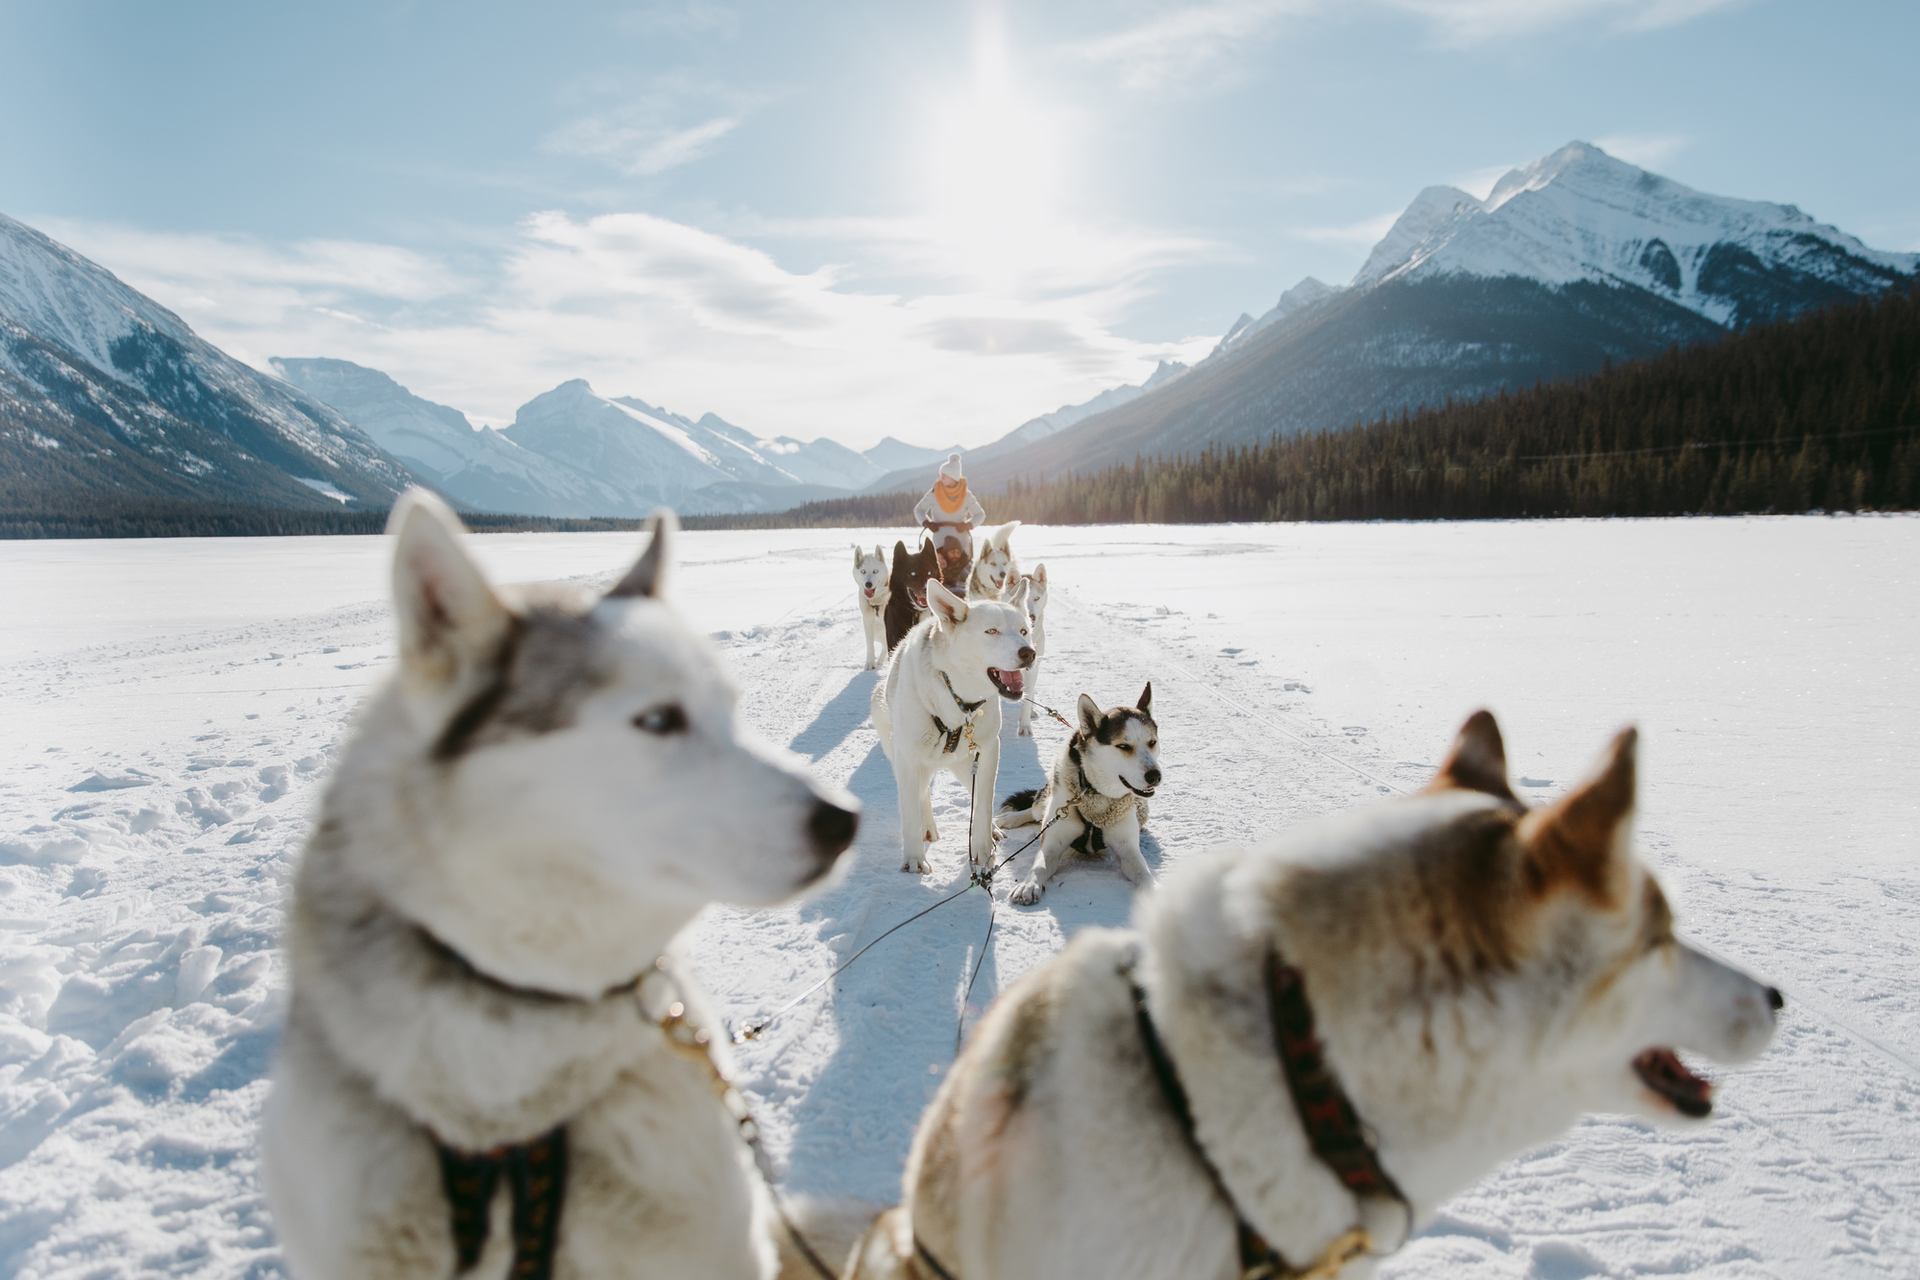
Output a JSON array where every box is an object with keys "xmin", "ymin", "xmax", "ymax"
[
  {"xmin": 850, "ymin": 712, "xmax": 1783, "ymax": 1279},
  {"xmin": 967, "ymin": 521, "xmax": 1021, "ymax": 599},
  {"xmin": 853, "ymin": 543, "xmax": 891, "ymax": 670},
  {"xmin": 871, "ymin": 580, "xmax": 1035, "ymax": 875},
  {"xmin": 1010, "ymin": 565, "xmax": 1048, "ymax": 737},
  {"xmin": 1002, "ymin": 682, "xmax": 1159, "ymax": 906},
  {"xmin": 262, "ymin": 490, "xmax": 859, "ymax": 1280}
]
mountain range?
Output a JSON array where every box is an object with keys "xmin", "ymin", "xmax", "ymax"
[
  {"xmin": 5, "ymin": 140, "xmax": 1916, "ymax": 523},
  {"xmin": 893, "ymin": 140, "xmax": 1919, "ymax": 493}
]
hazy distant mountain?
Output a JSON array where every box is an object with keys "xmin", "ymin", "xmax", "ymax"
[
  {"xmin": 271, "ymin": 358, "xmax": 638, "ymax": 517},
  {"xmin": 0, "ymin": 212, "xmax": 411, "ymax": 513},
  {"xmin": 861, "ymin": 436, "xmax": 955, "ymax": 473},
  {"xmin": 863, "ymin": 360, "xmax": 1190, "ymax": 494},
  {"xmin": 924, "ymin": 140, "xmax": 1920, "ymax": 492}
]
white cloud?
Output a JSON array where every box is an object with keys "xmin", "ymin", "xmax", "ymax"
[
  {"xmin": 41, "ymin": 211, "xmax": 1217, "ymax": 448},
  {"xmin": 1068, "ymin": 0, "xmax": 1748, "ymax": 89},
  {"xmin": 1289, "ymin": 211, "xmax": 1401, "ymax": 247}
]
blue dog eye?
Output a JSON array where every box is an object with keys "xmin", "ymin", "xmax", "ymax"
[{"xmin": 633, "ymin": 705, "xmax": 688, "ymax": 734}]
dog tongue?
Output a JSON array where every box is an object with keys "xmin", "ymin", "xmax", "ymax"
[{"xmin": 991, "ymin": 667, "xmax": 1026, "ymax": 694}]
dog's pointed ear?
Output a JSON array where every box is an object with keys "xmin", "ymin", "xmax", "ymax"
[
  {"xmin": 892, "ymin": 540, "xmax": 909, "ymax": 567},
  {"xmin": 1076, "ymin": 693, "xmax": 1101, "ymax": 736},
  {"xmin": 389, "ymin": 488, "xmax": 508, "ymax": 683},
  {"xmin": 852, "ymin": 543, "xmax": 862, "ymax": 564},
  {"xmin": 1137, "ymin": 682, "xmax": 1152, "ymax": 715},
  {"xmin": 1032, "ymin": 562, "xmax": 1047, "ymax": 588},
  {"xmin": 926, "ymin": 579, "xmax": 968, "ymax": 627},
  {"xmin": 1426, "ymin": 710, "xmax": 1515, "ymax": 801},
  {"xmin": 1008, "ymin": 576, "xmax": 1031, "ymax": 612},
  {"xmin": 1519, "ymin": 727, "xmax": 1638, "ymax": 901},
  {"xmin": 875, "ymin": 544, "xmax": 886, "ymax": 562},
  {"xmin": 607, "ymin": 509, "xmax": 677, "ymax": 600}
]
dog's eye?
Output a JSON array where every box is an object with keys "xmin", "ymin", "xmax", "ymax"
[
  {"xmin": 985, "ymin": 627, "xmax": 1000, "ymax": 635},
  {"xmin": 1118, "ymin": 743, "xmax": 1135, "ymax": 753},
  {"xmin": 633, "ymin": 704, "xmax": 688, "ymax": 735}
]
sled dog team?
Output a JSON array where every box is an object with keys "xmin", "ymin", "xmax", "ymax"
[{"xmin": 265, "ymin": 491, "xmax": 1786, "ymax": 1280}]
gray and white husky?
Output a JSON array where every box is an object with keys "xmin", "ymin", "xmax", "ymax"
[
  {"xmin": 1011, "ymin": 564, "xmax": 1048, "ymax": 738},
  {"xmin": 262, "ymin": 490, "xmax": 859, "ymax": 1279},
  {"xmin": 853, "ymin": 543, "xmax": 891, "ymax": 671},
  {"xmin": 849, "ymin": 713, "xmax": 1783, "ymax": 1279},
  {"xmin": 871, "ymin": 579, "xmax": 1035, "ymax": 875},
  {"xmin": 967, "ymin": 521, "xmax": 1021, "ymax": 599},
  {"xmin": 1001, "ymin": 682, "xmax": 1159, "ymax": 906}
]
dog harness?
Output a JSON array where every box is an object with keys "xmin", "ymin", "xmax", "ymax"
[
  {"xmin": 408, "ymin": 930, "xmax": 838, "ymax": 1279},
  {"xmin": 1125, "ymin": 947, "xmax": 1410, "ymax": 1280},
  {"xmin": 931, "ymin": 672, "xmax": 986, "ymax": 755},
  {"xmin": 1050, "ymin": 740, "xmax": 1150, "ymax": 856}
]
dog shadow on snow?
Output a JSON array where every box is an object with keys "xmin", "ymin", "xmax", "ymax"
[{"xmin": 763, "ymin": 670, "xmax": 1164, "ymax": 1202}]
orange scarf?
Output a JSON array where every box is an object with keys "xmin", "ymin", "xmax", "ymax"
[{"xmin": 933, "ymin": 476, "xmax": 969, "ymax": 515}]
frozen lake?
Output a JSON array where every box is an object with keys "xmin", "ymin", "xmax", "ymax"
[{"xmin": 1, "ymin": 516, "xmax": 1915, "ymax": 1276}]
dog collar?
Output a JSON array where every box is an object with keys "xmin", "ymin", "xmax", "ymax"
[
  {"xmin": 414, "ymin": 921, "xmax": 654, "ymax": 1005},
  {"xmin": 1123, "ymin": 948, "xmax": 1409, "ymax": 1280}
]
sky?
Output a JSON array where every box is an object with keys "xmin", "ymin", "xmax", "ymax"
[{"xmin": 2, "ymin": 0, "xmax": 1916, "ymax": 450}]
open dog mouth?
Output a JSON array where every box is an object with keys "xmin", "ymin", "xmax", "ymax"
[
  {"xmin": 909, "ymin": 587, "xmax": 928, "ymax": 608},
  {"xmin": 1633, "ymin": 1047, "xmax": 1713, "ymax": 1117},
  {"xmin": 1122, "ymin": 778, "xmax": 1156, "ymax": 798},
  {"xmin": 863, "ymin": 585, "xmax": 875, "ymax": 598},
  {"xmin": 987, "ymin": 667, "xmax": 1026, "ymax": 699}
]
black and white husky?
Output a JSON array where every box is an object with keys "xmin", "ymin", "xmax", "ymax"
[
  {"xmin": 1001, "ymin": 683, "xmax": 1159, "ymax": 905},
  {"xmin": 261, "ymin": 490, "xmax": 859, "ymax": 1279}
]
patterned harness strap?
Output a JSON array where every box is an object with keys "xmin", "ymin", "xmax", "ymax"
[{"xmin": 434, "ymin": 1127, "xmax": 568, "ymax": 1280}]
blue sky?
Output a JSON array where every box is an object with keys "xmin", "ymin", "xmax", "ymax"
[{"xmin": 3, "ymin": 0, "xmax": 1915, "ymax": 448}]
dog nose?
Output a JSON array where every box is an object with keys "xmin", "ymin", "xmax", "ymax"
[
  {"xmin": 1017, "ymin": 646, "xmax": 1036, "ymax": 666},
  {"xmin": 1144, "ymin": 767, "xmax": 1162, "ymax": 787},
  {"xmin": 1766, "ymin": 986, "xmax": 1785, "ymax": 1013},
  {"xmin": 807, "ymin": 799, "xmax": 858, "ymax": 858}
]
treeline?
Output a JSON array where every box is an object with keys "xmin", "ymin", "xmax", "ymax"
[
  {"xmin": 698, "ymin": 286, "xmax": 1920, "ymax": 528},
  {"xmin": 0, "ymin": 502, "xmax": 655, "ymax": 540}
]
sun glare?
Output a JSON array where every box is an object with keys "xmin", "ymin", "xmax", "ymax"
[{"xmin": 922, "ymin": 20, "xmax": 1068, "ymax": 288}]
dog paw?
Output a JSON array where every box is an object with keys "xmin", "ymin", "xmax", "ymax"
[
  {"xmin": 1010, "ymin": 880, "xmax": 1044, "ymax": 906},
  {"xmin": 902, "ymin": 857, "xmax": 930, "ymax": 874},
  {"xmin": 1016, "ymin": 725, "xmax": 1031, "ymax": 737}
]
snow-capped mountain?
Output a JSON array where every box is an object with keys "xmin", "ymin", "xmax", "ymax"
[
  {"xmin": 1210, "ymin": 279, "xmax": 1343, "ymax": 358},
  {"xmin": 0, "ymin": 211, "xmax": 411, "ymax": 512},
  {"xmin": 269, "ymin": 358, "xmax": 642, "ymax": 517},
  {"xmin": 1355, "ymin": 141, "xmax": 1918, "ymax": 327},
  {"xmin": 932, "ymin": 141, "xmax": 1920, "ymax": 492},
  {"xmin": 494, "ymin": 380, "xmax": 861, "ymax": 514}
]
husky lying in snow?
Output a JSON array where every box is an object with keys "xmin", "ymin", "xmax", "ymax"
[
  {"xmin": 850, "ymin": 712, "xmax": 1783, "ymax": 1280},
  {"xmin": 854, "ymin": 544, "xmax": 891, "ymax": 670},
  {"xmin": 967, "ymin": 522, "xmax": 1021, "ymax": 599},
  {"xmin": 1001, "ymin": 682, "xmax": 1157, "ymax": 906},
  {"xmin": 884, "ymin": 538, "xmax": 940, "ymax": 654},
  {"xmin": 1009, "ymin": 566, "xmax": 1048, "ymax": 737},
  {"xmin": 262, "ymin": 490, "xmax": 859, "ymax": 1280},
  {"xmin": 872, "ymin": 580, "xmax": 1035, "ymax": 875}
]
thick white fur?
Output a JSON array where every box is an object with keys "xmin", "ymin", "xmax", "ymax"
[
  {"xmin": 967, "ymin": 522, "xmax": 1021, "ymax": 599},
  {"xmin": 871, "ymin": 580, "xmax": 1034, "ymax": 875},
  {"xmin": 1013, "ymin": 565, "xmax": 1048, "ymax": 737},
  {"xmin": 263, "ymin": 489, "xmax": 855, "ymax": 1279},
  {"xmin": 853, "ymin": 722, "xmax": 1781, "ymax": 1279},
  {"xmin": 854, "ymin": 543, "xmax": 891, "ymax": 670}
]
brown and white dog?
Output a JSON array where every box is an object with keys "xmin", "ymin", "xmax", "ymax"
[{"xmin": 849, "ymin": 712, "xmax": 1783, "ymax": 1279}]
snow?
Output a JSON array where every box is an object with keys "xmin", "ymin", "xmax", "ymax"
[
  {"xmin": 1, "ymin": 518, "xmax": 1916, "ymax": 1277},
  {"xmin": 291, "ymin": 479, "xmax": 351, "ymax": 505}
]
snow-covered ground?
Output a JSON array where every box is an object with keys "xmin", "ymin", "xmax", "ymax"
[{"xmin": 1, "ymin": 519, "xmax": 1915, "ymax": 1278}]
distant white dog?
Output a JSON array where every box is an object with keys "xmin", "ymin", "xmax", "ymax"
[
  {"xmin": 967, "ymin": 521, "xmax": 1021, "ymax": 598},
  {"xmin": 853, "ymin": 543, "xmax": 891, "ymax": 670},
  {"xmin": 262, "ymin": 489, "xmax": 859, "ymax": 1280},
  {"xmin": 849, "ymin": 713, "xmax": 1784, "ymax": 1280},
  {"xmin": 1012, "ymin": 564, "xmax": 1048, "ymax": 737},
  {"xmin": 871, "ymin": 580, "xmax": 1035, "ymax": 875}
]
